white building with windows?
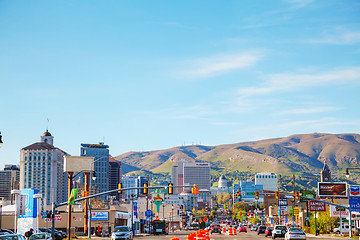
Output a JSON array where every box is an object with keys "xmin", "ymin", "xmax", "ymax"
[
  {"xmin": 255, "ymin": 172, "xmax": 278, "ymax": 192},
  {"xmin": 19, "ymin": 130, "xmax": 68, "ymax": 204}
]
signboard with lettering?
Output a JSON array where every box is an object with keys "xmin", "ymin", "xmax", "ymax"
[
  {"xmin": 18, "ymin": 189, "xmax": 38, "ymax": 218},
  {"xmin": 278, "ymin": 198, "xmax": 288, "ymax": 206},
  {"xmin": 329, "ymin": 205, "xmax": 349, "ymax": 217},
  {"xmin": 309, "ymin": 201, "xmax": 326, "ymax": 212},
  {"xmin": 44, "ymin": 215, "xmax": 61, "ymax": 222},
  {"xmin": 350, "ymin": 185, "xmax": 360, "ymax": 197},
  {"xmin": 293, "ymin": 207, "xmax": 300, "ymax": 216},
  {"xmin": 91, "ymin": 211, "xmax": 109, "ymax": 221},
  {"xmin": 318, "ymin": 182, "xmax": 347, "ymax": 197}
]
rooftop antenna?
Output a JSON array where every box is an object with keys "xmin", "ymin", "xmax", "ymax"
[{"xmin": 46, "ymin": 118, "xmax": 49, "ymax": 131}]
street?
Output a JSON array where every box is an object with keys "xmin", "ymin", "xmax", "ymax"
[{"xmin": 102, "ymin": 230, "xmax": 346, "ymax": 240}]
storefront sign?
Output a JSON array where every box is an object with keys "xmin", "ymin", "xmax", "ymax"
[
  {"xmin": 309, "ymin": 201, "xmax": 326, "ymax": 212},
  {"xmin": 91, "ymin": 211, "xmax": 109, "ymax": 221}
]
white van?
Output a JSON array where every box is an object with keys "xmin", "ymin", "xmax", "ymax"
[{"xmin": 334, "ymin": 225, "xmax": 350, "ymax": 234}]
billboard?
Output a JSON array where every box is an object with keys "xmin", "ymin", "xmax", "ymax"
[
  {"xmin": 18, "ymin": 189, "xmax": 38, "ymax": 218},
  {"xmin": 318, "ymin": 182, "xmax": 347, "ymax": 197},
  {"xmin": 329, "ymin": 205, "xmax": 349, "ymax": 217},
  {"xmin": 309, "ymin": 200, "xmax": 326, "ymax": 212},
  {"xmin": 90, "ymin": 211, "xmax": 109, "ymax": 221}
]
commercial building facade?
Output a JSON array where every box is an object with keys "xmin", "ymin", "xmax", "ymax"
[{"xmin": 19, "ymin": 131, "xmax": 68, "ymax": 204}]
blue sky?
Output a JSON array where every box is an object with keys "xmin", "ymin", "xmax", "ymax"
[{"xmin": 1, "ymin": 0, "xmax": 360, "ymax": 168}]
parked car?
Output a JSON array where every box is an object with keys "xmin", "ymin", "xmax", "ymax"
[
  {"xmin": 38, "ymin": 228, "xmax": 63, "ymax": 240},
  {"xmin": 111, "ymin": 226, "xmax": 133, "ymax": 240},
  {"xmin": 210, "ymin": 224, "xmax": 222, "ymax": 234},
  {"xmin": 251, "ymin": 225, "xmax": 258, "ymax": 231},
  {"xmin": 29, "ymin": 233, "xmax": 52, "ymax": 240},
  {"xmin": 0, "ymin": 234, "xmax": 26, "ymax": 240},
  {"xmin": 265, "ymin": 227, "xmax": 273, "ymax": 237},
  {"xmin": 334, "ymin": 225, "xmax": 350, "ymax": 234},
  {"xmin": 0, "ymin": 230, "xmax": 14, "ymax": 235},
  {"xmin": 284, "ymin": 227, "xmax": 306, "ymax": 240},
  {"xmin": 257, "ymin": 225, "xmax": 266, "ymax": 235},
  {"xmin": 238, "ymin": 225, "xmax": 247, "ymax": 233},
  {"xmin": 272, "ymin": 225, "xmax": 287, "ymax": 239}
]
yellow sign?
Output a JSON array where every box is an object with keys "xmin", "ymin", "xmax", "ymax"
[{"xmin": 294, "ymin": 207, "xmax": 300, "ymax": 216}]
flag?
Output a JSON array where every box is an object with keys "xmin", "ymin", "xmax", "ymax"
[{"xmin": 68, "ymin": 188, "xmax": 78, "ymax": 205}]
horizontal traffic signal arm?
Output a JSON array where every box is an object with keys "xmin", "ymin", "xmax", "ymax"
[{"xmin": 56, "ymin": 184, "xmax": 191, "ymax": 207}]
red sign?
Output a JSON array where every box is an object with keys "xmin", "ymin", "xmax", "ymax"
[
  {"xmin": 309, "ymin": 201, "xmax": 326, "ymax": 212},
  {"xmin": 45, "ymin": 215, "xmax": 61, "ymax": 222},
  {"xmin": 203, "ymin": 216, "xmax": 208, "ymax": 222},
  {"xmin": 318, "ymin": 182, "xmax": 347, "ymax": 197}
]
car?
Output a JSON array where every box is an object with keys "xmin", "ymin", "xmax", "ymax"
[
  {"xmin": 0, "ymin": 230, "xmax": 14, "ymax": 236},
  {"xmin": 284, "ymin": 227, "xmax": 306, "ymax": 240},
  {"xmin": 251, "ymin": 225, "xmax": 258, "ymax": 231},
  {"xmin": 111, "ymin": 226, "xmax": 133, "ymax": 240},
  {"xmin": 0, "ymin": 234, "xmax": 26, "ymax": 240},
  {"xmin": 334, "ymin": 225, "xmax": 350, "ymax": 234},
  {"xmin": 272, "ymin": 225, "xmax": 287, "ymax": 239},
  {"xmin": 265, "ymin": 227, "xmax": 273, "ymax": 237},
  {"xmin": 257, "ymin": 225, "xmax": 266, "ymax": 235},
  {"xmin": 38, "ymin": 228, "xmax": 63, "ymax": 240},
  {"xmin": 210, "ymin": 224, "xmax": 222, "ymax": 234},
  {"xmin": 238, "ymin": 225, "xmax": 247, "ymax": 232},
  {"xmin": 29, "ymin": 233, "xmax": 52, "ymax": 240}
]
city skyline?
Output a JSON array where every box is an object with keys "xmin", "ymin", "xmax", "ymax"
[{"xmin": 1, "ymin": 0, "xmax": 360, "ymax": 169}]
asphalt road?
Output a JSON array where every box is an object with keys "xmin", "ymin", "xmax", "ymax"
[{"xmin": 123, "ymin": 230, "xmax": 344, "ymax": 240}]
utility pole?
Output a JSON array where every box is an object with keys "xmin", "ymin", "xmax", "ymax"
[
  {"xmin": 293, "ymin": 174, "xmax": 296, "ymax": 225},
  {"xmin": 146, "ymin": 175, "xmax": 150, "ymax": 234}
]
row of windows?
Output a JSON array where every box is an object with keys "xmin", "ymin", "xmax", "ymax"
[{"xmin": 256, "ymin": 175, "xmax": 277, "ymax": 178}]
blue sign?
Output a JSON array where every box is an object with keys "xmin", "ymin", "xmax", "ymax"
[
  {"xmin": 145, "ymin": 210, "xmax": 152, "ymax": 217},
  {"xmin": 285, "ymin": 216, "xmax": 288, "ymax": 223},
  {"xmin": 279, "ymin": 206, "xmax": 288, "ymax": 211},
  {"xmin": 133, "ymin": 202, "xmax": 138, "ymax": 215},
  {"xmin": 18, "ymin": 188, "xmax": 38, "ymax": 218},
  {"xmin": 91, "ymin": 211, "xmax": 109, "ymax": 221},
  {"xmin": 278, "ymin": 198, "xmax": 288, "ymax": 206},
  {"xmin": 350, "ymin": 185, "xmax": 360, "ymax": 197},
  {"xmin": 350, "ymin": 197, "xmax": 360, "ymax": 211}
]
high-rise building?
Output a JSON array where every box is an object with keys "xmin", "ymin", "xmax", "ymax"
[
  {"xmin": 20, "ymin": 131, "xmax": 68, "ymax": 204},
  {"xmin": 109, "ymin": 155, "xmax": 122, "ymax": 199},
  {"xmin": 0, "ymin": 165, "xmax": 20, "ymax": 200},
  {"xmin": 240, "ymin": 181, "xmax": 263, "ymax": 203},
  {"xmin": 255, "ymin": 172, "xmax": 278, "ymax": 192},
  {"xmin": 122, "ymin": 175, "xmax": 138, "ymax": 200},
  {"xmin": 172, "ymin": 161, "xmax": 211, "ymax": 191},
  {"xmin": 80, "ymin": 143, "xmax": 109, "ymax": 199}
]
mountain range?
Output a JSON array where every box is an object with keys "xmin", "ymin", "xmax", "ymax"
[{"xmin": 114, "ymin": 133, "xmax": 360, "ymax": 175}]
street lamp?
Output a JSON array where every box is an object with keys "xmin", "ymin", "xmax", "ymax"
[
  {"xmin": 88, "ymin": 171, "xmax": 96, "ymax": 238},
  {"xmin": 0, "ymin": 131, "xmax": 3, "ymax": 148},
  {"xmin": 345, "ymin": 167, "xmax": 360, "ymax": 178}
]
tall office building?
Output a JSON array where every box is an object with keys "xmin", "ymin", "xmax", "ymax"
[
  {"xmin": 255, "ymin": 172, "xmax": 278, "ymax": 192},
  {"xmin": 20, "ymin": 131, "xmax": 68, "ymax": 204},
  {"xmin": 172, "ymin": 161, "xmax": 211, "ymax": 191},
  {"xmin": 109, "ymin": 155, "xmax": 122, "ymax": 198},
  {"xmin": 80, "ymin": 143, "xmax": 109, "ymax": 199},
  {"xmin": 0, "ymin": 165, "xmax": 20, "ymax": 200},
  {"xmin": 240, "ymin": 181, "xmax": 263, "ymax": 203}
]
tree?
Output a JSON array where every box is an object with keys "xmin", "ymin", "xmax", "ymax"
[{"xmin": 232, "ymin": 201, "xmax": 251, "ymax": 212}]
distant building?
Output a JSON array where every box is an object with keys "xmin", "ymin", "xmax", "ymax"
[
  {"xmin": 80, "ymin": 142, "xmax": 109, "ymax": 199},
  {"xmin": 240, "ymin": 181, "xmax": 263, "ymax": 203},
  {"xmin": 255, "ymin": 172, "xmax": 278, "ymax": 191},
  {"xmin": 121, "ymin": 175, "xmax": 147, "ymax": 200},
  {"xmin": 321, "ymin": 162, "xmax": 331, "ymax": 182},
  {"xmin": 0, "ymin": 165, "xmax": 20, "ymax": 201},
  {"xmin": 109, "ymin": 155, "xmax": 122, "ymax": 199},
  {"xmin": 20, "ymin": 130, "xmax": 68, "ymax": 204}
]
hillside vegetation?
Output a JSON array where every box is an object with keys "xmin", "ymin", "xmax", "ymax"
[{"xmin": 114, "ymin": 133, "xmax": 360, "ymax": 175}]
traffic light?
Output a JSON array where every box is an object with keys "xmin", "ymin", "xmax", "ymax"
[
  {"xmin": 191, "ymin": 184, "xmax": 199, "ymax": 195},
  {"xmin": 275, "ymin": 191, "xmax": 280, "ymax": 200},
  {"xmin": 168, "ymin": 183, "xmax": 173, "ymax": 195},
  {"xmin": 118, "ymin": 183, "xmax": 122, "ymax": 194},
  {"xmin": 143, "ymin": 183, "xmax": 148, "ymax": 194},
  {"xmin": 235, "ymin": 190, "xmax": 241, "ymax": 199},
  {"xmin": 255, "ymin": 191, "xmax": 259, "ymax": 200},
  {"xmin": 295, "ymin": 191, "xmax": 300, "ymax": 200}
]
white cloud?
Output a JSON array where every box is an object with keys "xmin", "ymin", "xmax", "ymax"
[
  {"xmin": 280, "ymin": 106, "xmax": 339, "ymax": 115},
  {"xmin": 181, "ymin": 52, "xmax": 263, "ymax": 79},
  {"xmin": 284, "ymin": 0, "xmax": 314, "ymax": 8},
  {"xmin": 237, "ymin": 66, "xmax": 360, "ymax": 98},
  {"xmin": 308, "ymin": 31, "xmax": 360, "ymax": 45}
]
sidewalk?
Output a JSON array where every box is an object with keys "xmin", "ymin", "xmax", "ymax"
[{"xmin": 307, "ymin": 233, "xmax": 354, "ymax": 239}]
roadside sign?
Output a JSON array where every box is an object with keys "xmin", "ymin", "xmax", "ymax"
[
  {"xmin": 318, "ymin": 182, "xmax": 347, "ymax": 198},
  {"xmin": 279, "ymin": 206, "xmax": 288, "ymax": 211},
  {"xmin": 278, "ymin": 198, "xmax": 288, "ymax": 206},
  {"xmin": 293, "ymin": 207, "xmax": 300, "ymax": 216},
  {"xmin": 309, "ymin": 201, "xmax": 326, "ymax": 212}
]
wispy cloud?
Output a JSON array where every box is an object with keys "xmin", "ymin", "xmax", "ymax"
[
  {"xmin": 237, "ymin": 66, "xmax": 360, "ymax": 98},
  {"xmin": 307, "ymin": 30, "xmax": 360, "ymax": 45},
  {"xmin": 280, "ymin": 106, "xmax": 339, "ymax": 115},
  {"xmin": 180, "ymin": 52, "xmax": 263, "ymax": 79},
  {"xmin": 284, "ymin": 0, "xmax": 314, "ymax": 9}
]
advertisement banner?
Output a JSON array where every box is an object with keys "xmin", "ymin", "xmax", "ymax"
[
  {"xmin": 329, "ymin": 205, "xmax": 349, "ymax": 217},
  {"xmin": 350, "ymin": 197, "xmax": 360, "ymax": 211},
  {"xmin": 18, "ymin": 195, "xmax": 26, "ymax": 215},
  {"xmin": 91, "ymin": 211, "xmax": 109, "ymax": 221},
  {"xmin": 318, "ymin": 182, "xmax": 347, "ymax": 197},
  {"xmin": 350, "ymin": 185, "xmax": 360, "ymax": 197},
  {"xmin": 18, "ymin": 189, "xmax": 38, "ymax": 218},
  {"xmin": 309, "ymin": 201, "xmax": 326, "ymax": 212}
]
